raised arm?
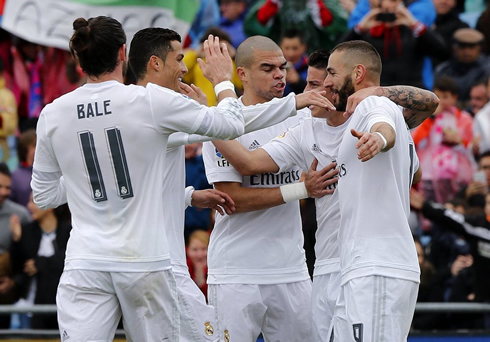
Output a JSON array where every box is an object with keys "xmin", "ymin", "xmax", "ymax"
[{"xmin": 345, "ymin": 86, "xmax": 440, "ymax": 128}]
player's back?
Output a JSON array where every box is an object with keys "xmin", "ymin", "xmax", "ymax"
[{"xmin": 38, "ymin": 81, "xmax": 192, "ymax": 272}]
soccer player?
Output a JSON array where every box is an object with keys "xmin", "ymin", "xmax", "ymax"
[
  {"xmin": 127, "ymin": 27, "xmax": 334, "ymax": 342},
  {"xmin": 212, "ymin": 49, "xmax": 438, "ymax": 340},
  {"xmin": 201, "ymin": 36, "xmax": 339, "ymax": 342},
  {"xmin": 326, "ymin": 40, "xmax": 428, "ymax": 341},
  {"xmin": 30, "ymin": 16, "xmax": 248, "ymax": 341}
]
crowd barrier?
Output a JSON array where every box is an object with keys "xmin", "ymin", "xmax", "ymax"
[{"xmin": 0, "ymin": 303, "xmax": 488, "ymax": 340}]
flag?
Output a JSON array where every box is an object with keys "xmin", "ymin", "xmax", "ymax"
[{"xmin": 1, "ymin": 0, "xmax": 199, "ymax": 50}]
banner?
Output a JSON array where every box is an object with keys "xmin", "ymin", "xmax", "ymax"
[{"xmin": 1, "ymin": 0, "xmax": 199, "ymax": 50}]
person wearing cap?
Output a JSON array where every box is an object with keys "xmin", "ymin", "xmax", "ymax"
[{"xmin": 435, "ymin": 28, "xmax": 490, "ymax": 104}]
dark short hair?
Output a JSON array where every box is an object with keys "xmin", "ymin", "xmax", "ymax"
[
  {"xmin": 280, "ymin": 29, "xmax": 306, "ymax": 45},
  {"xmin": 69, "ymin": 16, "xmax": 126, "ymax": 78},
  {"xmin": 0, "ymin": 162, "xmax": 10, "ymax": 178},
  {"xmin": 308, "ymin": 49, "xmax": 330, "ymax": 70},
  {"xmin": 331, "ymin": 40, "xmax": 382, "ymax": 77},
  {"xmin": 433, "ymin": 76, "xmax": 458, "ymax": 95},
  {"xmin": 199, "ymin": 26, "xmax": 231, "ymax": 44},
  {"xmin": 128, "ymin": 27, "xmax": 181, "ymax": 81}
]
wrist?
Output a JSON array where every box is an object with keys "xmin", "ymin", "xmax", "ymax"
[
  {"xmin": 280, "ymin": 182, "xmax": 308, "ymax": 203},
  {"xmin": 375, "ymin": 131, "xmax": 388, "ymax": 150},
  {"xmin": 185, "ymin": 186, "xmax": 195, "ymax": 208},
  {"xmin": 214, "ymin": 80, "xmax": 235, "ymax": 97}
]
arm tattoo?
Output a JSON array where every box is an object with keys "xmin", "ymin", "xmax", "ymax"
[{"xmin": 379, "ymin": 86, "xmax": 439, "ymax": 129}]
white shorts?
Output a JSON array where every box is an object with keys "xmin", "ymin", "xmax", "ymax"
[
  {"xmin": 174, "ymin": 272, "xmax": 219, "ymax": 342},
  {"xmin": 311, "ymin": 272, "xmax": 341, "ymax": 342},
  {"xmin": 208, "ymin": 280, "xmax": 312, "ymax": 342},
  {"xmin": 57, "ymin": 269, "xmax": 179, "ymax": 342},
  {"xmin": 329, "ymin": 275, "xmax": 418, "ymax": 342}
]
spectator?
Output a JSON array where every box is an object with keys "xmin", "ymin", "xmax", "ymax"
[
  {"xmin": 279, "ymin": 29, "xmax": 308, "ymax": 95},
  {"xmin": 411, "ymin": 236, "xmax": 445, "ymax": 330},
  {"xmin": 184, "ymin": 142, "xmax": 213, "ymax": 241},
  {"xmin": 452, "ymin": 150, "xmax": 490, "ymax": 214},
  {"xmin": 473, "ymin": 77, "xmax": 490, "ymax": 157},
  {"xmin": 412, "ymin": 76, "xmax": 474, "ymax": 204},
  {"xmin": 0, "ymin": 162, "xmax": 30, "ymax": 328},
  {"xmin": 411, "ymin": 188, "xmax": 490, "ymax": 328},
  {"xmin": 475, "ymin": 3, "xmax": 490, "ymax": 54},
  {"xmin": 9, "ymin": 130, "xmax": 36, "ymax": 208},
  {"xmin": 10, "ymin": 196, "xmax": 71, "ymax": 329},
  {"xmin": 340, "ymin": 0, "xmax": 447, "ymax": 88},
  {"xmin": 244, "ymin": 0, "xmax": 348, "ymax": 52},
  {"xmin": 186, "ymin": 230, "xmax": 210, "ymax": 297},
  {"xmin": 185, "ymin": 0, "xmax": 221, "ymax": 49},
  {"xmin": 466, "ymin": 79, "xmax": 488, "ymax": 117},
  {"xmin": 183, "ymin": 27, "xmax": 243, "ymax": 106},
  {"xmin": 432, "ymin": 0, "xmax": 469, "ymax": 68},
  {"xmin": 347, "ymin": 0, "xmax": 437, "ymax": 89},
  {"xmin": 0, "ymin": 59, "xmax": 17, "ymax": 164},
  {"xmin": 219, "ymin": 0, "xmax": 248, "ymax": 49},
  {"xmin": 435, "ymin": 28, "xmax": 490, "ymax": 104}
]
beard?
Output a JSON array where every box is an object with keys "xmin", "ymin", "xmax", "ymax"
[{"xmin": 335, "ymin": 76, "xmax": 356, "ymax": 112}]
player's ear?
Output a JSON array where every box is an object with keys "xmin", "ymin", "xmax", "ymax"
[
  {"xmin": 148, "ymin": 55, "xmax": 161, "ymax": 72},
  {"xmin": 352, "ymin": 64, "xmax": 367, "ymax": 85},
  {"xmin": 236, "ymin": 66, "xmax": 246, "ymax": 82}
]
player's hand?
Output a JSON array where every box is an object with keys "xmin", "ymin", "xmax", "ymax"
[
  {"xmin": 351, "ymin": 129, "xmax": 384, "ymax": 162},
  {"xmin": 344, "ymin": 86, "xmax": 381, "ymax": 117},
  {"xmin": 191, "ymin": 189, "xmax": 236, "ymax": 216},
  {"xmin": 305, "ymin": 159, "xmax": 338, "ymax": 198},
  {"xmin": 180, "ymin": 83, "xmax": 208, "ymax": 105},
  {"xmin": 198, "ymin": 35, "xmax": 234, "ymax": 85},
  {"xmin": 295, "ymin": 90, "xmax": 336, "ymax": 111}
]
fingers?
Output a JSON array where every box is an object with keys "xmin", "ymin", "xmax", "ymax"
[
  {"xmin": 197, "ymin": 58, "xmax": 205, "ymax": 70},
  {"xmin": 309, "ymin": 158, "xmax": 319, "ymax": 172},
  {"xmin": 350, "ymin": 128, "xmax": 362, "ymax": 139},
  {"xmin": 180, "ymin": 82, "xmax": 193, "ymax": 94}
]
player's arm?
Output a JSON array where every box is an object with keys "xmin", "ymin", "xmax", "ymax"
[
  {"xmin": 31, "ymin": 113, "xmax": 68, "ymax": 210},
  {"xmin": 413, "ymin": 167, "xmax": 422, "ymax": 185},
  {"xmin": 167, "ymin": 91, "xmax": 333, "ymax": 148},
  {"xmin": 345, "ymin": 86, "xmax": 440, "ymax": 128},
  {"xmin": 350, "ymin": 122, "xmax": 396, "ymax": 162},
  {"xmin": 213, "ymin": 140, "xmax": 279, "ymax": 175},
  {"xmin": 214, "ymin": 162, "xmax": 337, "ymax": 213},
  {"xmin": 185, "ymin": 186, "xmax": 236, "ymax": 215}
]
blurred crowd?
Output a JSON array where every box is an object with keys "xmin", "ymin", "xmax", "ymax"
[{"xmin": 0, "ymin": 0, "xmax": 489, "ymax": 331}]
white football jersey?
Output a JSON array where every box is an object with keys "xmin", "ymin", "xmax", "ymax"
[
  {"xmin": 202, "ymin": 100, "xmax": 311, "ymax": 284},
  {"xmin": 32, "ymin": 81, "xmax": 244, "ymax": 273},
  {"xmin": 336, "ymin": 96, "xmax": 420, "ymax": 285},
  {"xmin": 164, "ymin": 93, "xmax": 298, "ymax": 275},
  {"xmin": 262, "ymin": 114, "xmax": 351, "ymax": 277}
]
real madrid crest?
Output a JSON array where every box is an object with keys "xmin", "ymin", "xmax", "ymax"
[{"xmin": 204, "ymin": 321, "xmax": 214, "ymax": 336}]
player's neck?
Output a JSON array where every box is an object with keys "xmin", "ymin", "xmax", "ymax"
[{"xmin": 326, "ymin": 111, "xmax": 348, "ymax": 127}]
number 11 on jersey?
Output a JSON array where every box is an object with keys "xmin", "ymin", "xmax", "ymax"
[{"xmin": 79, "ymin": 127, "xmax": 134, "ymax": 203}]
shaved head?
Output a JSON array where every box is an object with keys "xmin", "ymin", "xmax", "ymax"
[
  {"xmin": 236, "ymin": 36, "xmax": 282, "ymax": 68},
  {"xmin": 331, "ymin": 40, "xmax": 382, "ymax": 81}
]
